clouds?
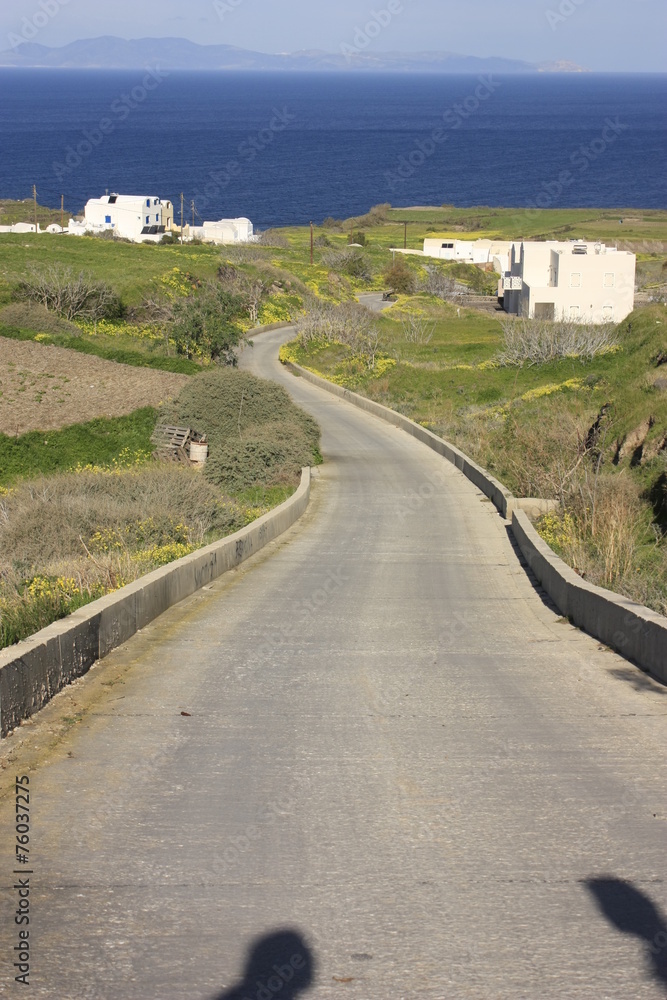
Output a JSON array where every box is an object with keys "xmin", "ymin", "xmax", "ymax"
[{"xmin": 0, "ymin": 0, "xmax": 665, "ymax": 72}]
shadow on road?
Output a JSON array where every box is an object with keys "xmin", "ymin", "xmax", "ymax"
[
  {"xmin": 212, "ymin": 929, "xmax": 315, "ymax": 999},
  {"xmin": 585, "ymin": 877, "xmax": 667, "ymax": 987}
]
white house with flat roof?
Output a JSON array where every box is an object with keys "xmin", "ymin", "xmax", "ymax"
[
  {"xmin": 77, "ymin": 194, "xmax": 174, "ymax": 242},
  {"xmin": 502, "ymin": 241, "xmax": 636, "ymax": 324},
  {"xmin": 395, "ymin": 237, "xmax": 515, "ymax": 274},
  {"xmin": 422, "ymin": 237, "xmax": 514, "ymax": 269},
  {"xmin": 186, "ymin": 217, "xmax": 254, "ymax": 245}
]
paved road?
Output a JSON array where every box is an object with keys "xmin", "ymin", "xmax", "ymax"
[{"xmin": 1, "ymin": 327, "xmax": 666, "ymax": 999}]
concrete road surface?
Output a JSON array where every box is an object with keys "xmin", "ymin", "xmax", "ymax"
[{"xmin": 1, "ymin": 327, "xmax": 666, "ymax": 999}]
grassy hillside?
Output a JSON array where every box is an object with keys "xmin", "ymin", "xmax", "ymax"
[{"xmin": 0, "ymin": 232, "xmax": 223, "ymax": 308}]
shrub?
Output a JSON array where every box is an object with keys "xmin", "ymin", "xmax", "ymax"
[
  {"xmin": 0, "ymin": 464, "xmax": 250, "ymax": 647},
  {"xmin": 0, "ymin": 302, "xmax": 81, "ymax": 336},
  {"xmin": 383, "ymin": 257, "xmax": 416, "ymax": 295},
  {"xmin": 498, "ymin": 318, "xmax": 617, "ymax": 366},
  {"xmin": 321, "ymin": 247, "xmax": 371, "ymax": 281},
  {"xmin": 401, "ymin": 314, "xmax": 434, "ymax": 345},
  {"xmin": 14, "ymin": 265, "xmax": 123, "ymax": 321},
  {"xmin": 161, "ymin": 368, "xmax": 320, "ymax": 492},
  {"xmin": 419, "ymin": 266, "xmax": 464, "ymax": 302},
  {"xmin": 0, "ymin": 465, "xmax": 239, "ymax": 569},
  {"xmin": 352, "ymin": 203, "xmax": 391, "ymax": 227},
  {"xmin": 256, "ymin": 229, "xmax": 289, "ymax": 248},
  {"xmin": 171, "ymin": 282, "xmax": 247, "ymax": 362}
]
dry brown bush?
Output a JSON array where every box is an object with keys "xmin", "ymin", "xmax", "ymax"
[
  {"xmin": 0, "ymin": 466, "xmax": 244, "ymax": 576},
  {"xmin": 499, "ymin": 317, "xmax": 617, "ymax": 366},
  {"xmin": 0, "ymin": 302, "xmax": 81, "ymax": 336}
]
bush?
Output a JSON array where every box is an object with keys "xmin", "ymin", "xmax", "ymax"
[
  {"xmin": 161, "ymin": 368, "xmax": 320, "ymax": 492},
  {"xmin": 171, "ymin": 282, "xmax": 247, "ymax": 362},
  {"xmin": 352, "ymin": 203, "xmax": 391, "ymax": 227},
  {"xmin": 0, "ymin": 302, "xmax": 81, "ymax": 336},
  {"xmin": 401, "ymin": 314, "xmax": 434, "ymax": 345},
  {"xmin": 0, "ymin": 464, "xmax": 250, "ymax": 647},
  {"xmin": 14, "ymin": 265, "xmax": 123, "ymax": 321},
  {"xmin": 256, "ymin": 229, "xmax": 289, "ymax": 249},
  {"xmin": 383, "ymin": 257, "xmax": 416, "ymax": 295},
  {"xmin": 498, "ymin": 318, "xmax": 618, "ymax": 366},
  {"xmin": 321, "ymin": 247, "xmax": 372, "ymax": 281},
  {"xmin": 294, "ymin": 301, "xmax": 384, "ymax": 370},
  {"xmin": 419, "ymin": 266, "xmax": 464, "ymax": 302}
]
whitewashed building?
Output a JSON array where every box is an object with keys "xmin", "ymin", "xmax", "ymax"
[
  {"xmin": 394, "ymin": 237, "xmax": 515, "ymax": 274},
  {"xmin": 0, "ymin": 222, "xmax": 38, "ymax": 234},
  {"xmin": 502, "ymin": 241, "xmax": 636, "ymax": 324},
  {"xmin": 186, "ymin": 217, "xmax": 254, "ymax": 245},
  {"xmin": 78, "ymin": 194, "xmax": 175, "ymax": 242}
]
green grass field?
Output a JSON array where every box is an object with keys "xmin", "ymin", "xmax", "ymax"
[
  {"xmin": 0, "ymin": 232, "xmax": 223, "ymax": 308},
  {"xmin": 0, "ymin": 408, "xmax": 157, "ymax": 487}
]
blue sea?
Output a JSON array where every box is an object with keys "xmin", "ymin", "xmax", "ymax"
[{"xmin": 0, "ymin": 70, "xmax": 665, "ymax": 227}]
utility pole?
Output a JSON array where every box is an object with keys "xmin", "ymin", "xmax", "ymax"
[
  {"xmin": 60, "ymin": 194, "xmax": 64, "ymax": 232},
  {"xmin": 310, "ymin": 221, "xmax": 314, "ymax": 265},
  {"xmin": 404, "ymin": 221, "xmax": 407, "ymax": 250},
  {"xmin": 180, "ymin": 192, "xmax": 184, "ymax": 244},
  {"xmin": 32, "ymin": 185, "xmax": 38, "ymax": 232}
]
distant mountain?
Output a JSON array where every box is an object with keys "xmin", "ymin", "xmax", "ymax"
[{"xmin": 0, "ymin": 36, "xmax": 588, "ymax": 73}]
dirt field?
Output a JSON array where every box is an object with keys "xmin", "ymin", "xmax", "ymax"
[{"xmin": 0, "ymin": 338, "xmax": 189, "ymax": 435}]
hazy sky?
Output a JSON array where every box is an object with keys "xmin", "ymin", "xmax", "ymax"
[{"xmin": 2, "ymin": 0, "xmax": 666, "ymax": 72}]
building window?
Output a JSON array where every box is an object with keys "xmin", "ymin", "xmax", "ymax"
[
  {"xmin": 146, "ymin": 216, "xmax": 150, "ymax": 224},
  {"xmin": 604, "ymin": 272, "xmax": 615, "ymax": 288},
  {"xmin": 570, "ymin": 305, "xmax": 580, "ymax": 320},
  {"xmin": 603, "ymin": 305, "xmax": 614, "ymax": 321},
  {"xmin": 146, "ymin": 200, "xmax": 151, "ymax": 208},
  {"xmin": 570, "ymin": 273, "xmax": 581, "ymax": 288},
  {"xmin": 156, "ymin": 214, "xmax": 160, "ymax": 222},
  {"xmin": 105, "ymin": 215, "xmax": 111, "ymax": 224}
]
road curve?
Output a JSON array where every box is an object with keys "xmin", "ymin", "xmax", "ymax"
[{"xmin": 1, "ymin": 327, "xmax": 666, "ymax": 999}]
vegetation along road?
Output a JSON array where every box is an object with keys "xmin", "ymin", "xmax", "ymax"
[{"xmin": 0, "ymin": 324, "xmax": 665, "ymax": 999}]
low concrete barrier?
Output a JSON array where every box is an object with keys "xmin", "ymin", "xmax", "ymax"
[
  {"xmin": 512, "ymin": 510, "xmax": 667, "ymax": 683},
  {"xmin": 286, "ymin": 360, "xmax": 667, "ymax": 684},
  {"xmin": 285, "ymin": 362, "xmax": 516, "ymax": 518},
  {"xmin": 0, "ymin": 468, "xmax": 311, "ymax": 737}
]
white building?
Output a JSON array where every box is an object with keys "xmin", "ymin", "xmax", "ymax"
[
  {"xmin": 186, "ymin": 218, "xmax": 254, "ymax": 245},
  {"xmin": 0, "ymin": 222, "xmax": 38, "ymax": 234},
  {"xmin": 423, "ymin": 237, "xmax": 514, "ymax": 270},
  {"xmin": 79, "ymin": 194, "xmax": 174, "ymax": 242},
  {"xmin": 394, "ymin": 237, "xmax": 515, "ymax": 274},
  {"xmin": 502, "ymin": 241, "xmax": 636, "ymax": 325}
]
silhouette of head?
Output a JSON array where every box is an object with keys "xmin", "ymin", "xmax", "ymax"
[
  {"xmin": 586, "ymin": 877, "xmax": 667, "ymax": 985},
  {"xmin": 216, "ymin": 929, "xmax": 314, "ymax": 1000}
]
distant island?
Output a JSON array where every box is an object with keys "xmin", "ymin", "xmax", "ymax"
[{"xmin": 0, "ymin": 36, "xmax": 589, "ymax": 74}]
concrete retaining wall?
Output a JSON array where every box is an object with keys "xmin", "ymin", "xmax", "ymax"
[
  {"xmin": 286, "ymin": 363, "xmax": 516, "ymax": 518},
  {"xmin": 512, "ymin": 510, "xmax": 667, "ymax": 683},
  {"xmin": 0, "ymin": 468, "xmax": 311, "ymax": 737},
  {"xmin": 287, "ymin": 360, "xmax": 667, "ymax": 684}
]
